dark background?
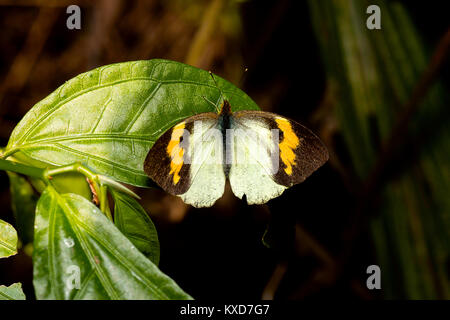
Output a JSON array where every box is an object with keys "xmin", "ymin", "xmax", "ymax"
[{"xmin": 0, "ymin": 0, "xmax": 448, "ymax": 300}]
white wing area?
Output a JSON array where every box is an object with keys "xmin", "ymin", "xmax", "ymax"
[
  {"xmin": 179, "ymin": 119, "xmax": 226, "ymax": 208},
  {"xmin": 228, "ymin": 118, "xmax": 287, "ymax": 205}
]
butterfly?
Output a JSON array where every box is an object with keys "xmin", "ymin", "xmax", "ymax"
[{"xmin": 144, "ymin": 95, "xmax": 329, "ymax": 208}]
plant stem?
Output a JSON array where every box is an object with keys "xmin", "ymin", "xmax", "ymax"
[
  {"xmin": 45, "ymin": 162, "xmax": 102, "ymax": 206},
  {"xmin": 185, "ymin": 0, "xmax": 224, "ymax": 67},
  {"xmin": 0, "ymin": 158, "xmax": 45, "ymax": 179},
  {"xmin": 46, "ymin": 162, "xmax": 117, "ymax": 221}
]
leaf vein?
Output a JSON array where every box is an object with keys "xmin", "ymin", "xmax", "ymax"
[
  {"xmin": 13, "ymin": 77, "xmax": 236, "ymax": 146},
  {"xmin": 61, "ymin": 199, "xmax": 120, "ymax": 299},
  {"xmin": 71, "ymin": 214, "xmax": 168, "ymax": 299},
  {"xmin": 124, "ymin": 82, "xmax": 162, "ymax": 133}
]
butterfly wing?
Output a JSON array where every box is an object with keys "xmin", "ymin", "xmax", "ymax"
[
  {"xmin": 144, "ymin": 113, "xmax": 226, "ymax": 208},
  {"xmin": 228, "ymin": 111, "xmax": 328, "ymax": 205}
]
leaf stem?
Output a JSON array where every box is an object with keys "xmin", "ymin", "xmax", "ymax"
[
  {"xmin": 0, "ymin": 158, "xmax": 135, "ymax": 220},
  {"xmin": 99, "ymin": 184, "xmax": 113, "ymax": 222},
  {"xmin": 45, "ymin": 162, "xmax": 126, "ymax": 221},
  {"xmin": 45, "ymin": 162, "xmax": 103, "ymax": 208},
  {"xmin": 45, "ymin": 162, "xmax": 96, "ymax": 181}
]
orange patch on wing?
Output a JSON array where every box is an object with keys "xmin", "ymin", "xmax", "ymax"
[
  {"xmin": 276, "ymin": 118, "xmax": 300, "ymax": 175},
  {"xmin": 167, "ymin": 122, "xmax": 186, "ymax": 184}
]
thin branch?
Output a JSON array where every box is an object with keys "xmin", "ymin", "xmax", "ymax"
[
  {"xmin": 0, "ymin": 7, "xmax": 59, "ymax": 113},
  {"xmin": 0, "ymin": 0, "xmax": 91, "ymax": 7},
  {"xmin": 261, "ymin": 261, "xmax": 288, "ymax": 300},
  {"xmin": 185, "ymin": 0, "xmax": 224, "ymax": 68},
  {"xmin": 0, "ymin": 158, "xmax": 45, "ymax": 179},
  {"xmin": 364, "ymin": 27, "xmax": 450, "ymax": 197}
]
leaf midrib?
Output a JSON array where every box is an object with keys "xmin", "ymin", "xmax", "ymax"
[
  {"xmin": 16, "ymin": 133, "xmax": 155, "ymax": 148},
  {"xmin": 55, "ymin": 193, "xmax": 120, "ymax": 300},
  {"xmin": 69, "ymin": 211, "xmax": 169, "ymax": 300},
  {"xmin": 58, "ymin": 192, "xmax": 170, "ymax": 300},
  {"xmin": 0, "ymin": 290, "xmax": 14, "ymax": 300},
  {"xmin": 0, "ymin": 238, "xmax": 15, "ymax": 253},
  {"xmin": 20, "ymin": 145, "xmax": 146, "ymax": 176},
  {"xmin": 13, "ymin": 76, "xmax": 234, "ymax": 147}
]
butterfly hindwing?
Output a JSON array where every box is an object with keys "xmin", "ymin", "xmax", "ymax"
[
  {"xmin": 144, "ymin": 113, "xmax": 226, "ymax": 208},
  {"xmin": 228, "ymin": 111, "xmax": 328, "ymax": 204}
]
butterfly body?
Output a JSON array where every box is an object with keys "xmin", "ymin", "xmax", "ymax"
[
  {"xmin": 144, "ymin": 100, "xmax": 328, "ymax": 208},
  {"xmin": 217, "ymin": 100, "xmax": 232, "ymax": 177}
]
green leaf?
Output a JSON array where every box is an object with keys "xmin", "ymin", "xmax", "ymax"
[
  {"xmin": 7, "ymin": 172, "xmax": 38, "ymax": 244},
  {"xmin": 5, "ymin": 59, "xmax": 259, "ymax": 187},
  {"xmin": 111, "ymin": 189, "xmax": 160, "ymax": 266},
  {"xmin": 0, "ymin": 219, "xmax": 18, "ymax": 258},
  {"xmin": 33, "ymin": 186, "xmax": 191, "ymax": 300},
  {"xmin": 0, "ymin": 283, "xmax": 26, "ymax": 300},
  {"xmin": 50, "ymin": 172, "xmax": 93, "ymax": 201}
]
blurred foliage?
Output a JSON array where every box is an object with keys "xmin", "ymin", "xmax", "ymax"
[
  {"xmin": 7, "ymin": 172, "xmax": 38, "ymax": 245},
  {"xmin": 309, "ymin": 0, "xmax": 449, "ymax": 299}
]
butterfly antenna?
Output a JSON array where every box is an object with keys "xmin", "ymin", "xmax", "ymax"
[
  {"xmin": 238, "ymin": 67, "xmax": 249, "ymax": 89},
  {"xmin": 201, "ymin": 95, "xmax": 220, "ymax": 113},
  {"xmin": 209, "ymin": 71, "xmax": 225, "ymax": 103}
]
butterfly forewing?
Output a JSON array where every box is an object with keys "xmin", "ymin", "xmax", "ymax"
[{"xmin": 144, "ymin": 112, "xmax": 226, "ymax": 208}]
